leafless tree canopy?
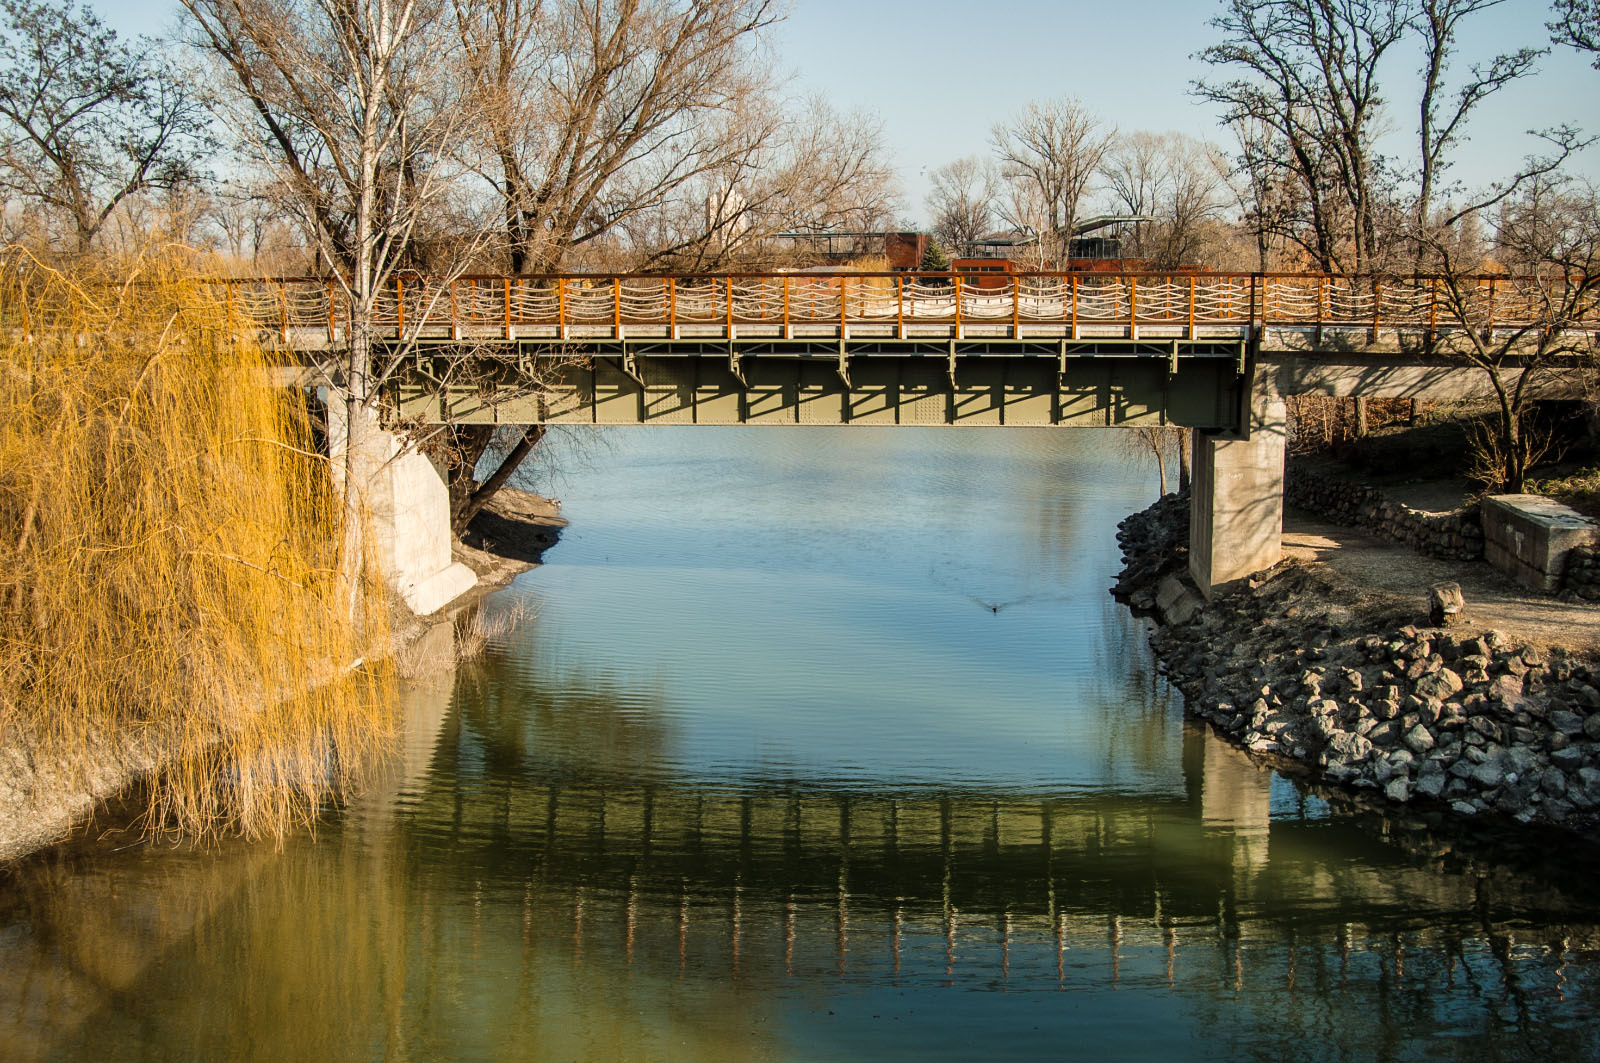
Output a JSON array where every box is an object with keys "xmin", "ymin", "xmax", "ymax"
[
  {"xmin": 990, "ymin": 97, "xmax": 1113, "ymax": 265},
  {"xmin": 1196, "ymin": 0, "xmax": 1575, "ymax": 274},
  {"xmin": 1420, "ymin": 179, "xmax": 1600, "ymax": 491},
  {"xmin": 1195, "ymin": 0, "xmax": 1411, "ymax": 272},
  {"xmin": 1413, "ymin": 0, "xmax": 1542, "ymax": 259},
  {"xmin": 925, "ymin": 155, "xmax": 997, "ymax": 253},
  {"xmin": 181, "ymin": 0, "xmax": 468, "ymax": 288},
  {"xmin": 1550, "ymin": 0, "xmax": 1600, "ymax": 66},
  {"xmin": 0, "ymin": 0, "xmax": 207, "ymax": 251},
  {"xmin": 454, "ymin": 0, "xmax": 776, "ymax": 272},
  {"xmin": 1100, "ymin": 132, "xmax": 1229, "ymax": 269},
  {"xmin": 624, "ymin": 95, "xmax": 899, "ymax": 270}
]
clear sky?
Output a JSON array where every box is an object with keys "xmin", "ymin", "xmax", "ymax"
[{"xmin": 97, "ymin": 0, "xmax": 1598, "ymax": 225}]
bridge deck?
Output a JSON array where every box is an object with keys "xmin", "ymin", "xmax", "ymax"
[{"xmin": 215, "ymin": 271, "xmax": 1593, "ymax": 428}]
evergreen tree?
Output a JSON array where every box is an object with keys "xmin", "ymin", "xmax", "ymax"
[{"xmin": 920, "ymin": 238, "xmax": 951, "ymax": 271}]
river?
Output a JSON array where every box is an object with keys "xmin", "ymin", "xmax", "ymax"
[{"xmin": 2, "ymin": 426, "xmax": 1597, "ymax": 1061}]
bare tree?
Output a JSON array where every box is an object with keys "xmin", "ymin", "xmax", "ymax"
[
  {"xmin": 1413, "ymin": 0, "xmax": 1542, "ymax": 262},
  {"xmin": 182, "ymin": 0, "xmax": 481, "ymax": 607},
  {"xmin": 1101, "ymin": 131, "xmax": 1229, "ymax": 268},
  {"xmin": 1426, "ymin": 178, "xmax": 1600, "ymax": 490},
  {"xmin": 990, "ymin": 97, "xmax": 1113, "ymax": 266},
  {"xmin": 1222, "ymin": 115, "xmax": 1301, "ymax": 271},
  {"xmin": 0, "ymin": 0, "xmax": 207, "ymax": 252},
  {"xmin": 1195, "ymin": 0, "xmax": 1410, "ymax": 272},
  {"xmin": 1121, "ymin": 426, "xmax": 1190, "ymax": 499},
  {"xmin": 926, "ymin": 155, "xmax": 997, "ymax": 253},
  {"xmin": 451, "ymin": 0, "xmax": 782, "ymax": 273},
  {"xmin": 632, "ymin": 95, "xmax": 899, "ymax": 270},
  {"xmin": 1550, "ymin": 0, "xmax": 1600, "ymax": 65}
]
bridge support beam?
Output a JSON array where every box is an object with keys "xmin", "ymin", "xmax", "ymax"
[
  {"xmin": 1188, "ymin": 396, "xmax": 1285, "ymax": 597},
  {"xmin": 327, "ymin": 396, "xmax": 477, "ymax": 616}
]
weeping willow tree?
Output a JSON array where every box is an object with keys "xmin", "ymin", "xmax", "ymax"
[{"xmin": 0, "ymin": 250, "xmax": 394, "ymax": 841}]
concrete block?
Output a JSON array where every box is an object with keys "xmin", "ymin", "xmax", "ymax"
[
  {"xmin": 1481, "ymin": 494, "xmax": 1600, "ymax": 593},
  {"xmin": 1156, "ymin": 574, "xmax": 1203, "ymax": 626},
  {"xmin": 400, "ymin": 561, "xmax": 479, "ymax": 617}
]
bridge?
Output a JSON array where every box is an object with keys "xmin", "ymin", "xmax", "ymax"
[
  {"xmin": 243, "ymin": 270, "xmax": 1578, "ymax": 431},
  {"xmin": 237, "ymin": 270, "xmax": 1592, "ymax": 612}
]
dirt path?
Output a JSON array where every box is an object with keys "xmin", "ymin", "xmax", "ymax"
[{"xmin": 1282, "ymin": 507, "xmax": 1600, "ymax": 655}]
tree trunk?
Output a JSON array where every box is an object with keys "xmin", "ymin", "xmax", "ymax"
[
  {"xmin": 1506, "ymin": 412, "xmax": 1526, "ymax": 493},
  {"xmin": 443, "ymin": 425, "xmax": 496, "ymax": 528},
  {"xmin": 450, "ymin": 425, "xmax": 547, "ymax": 535},
  {"xmin": 1177, "ymin": 428, "xmax": 1191, "ymax": 493}
]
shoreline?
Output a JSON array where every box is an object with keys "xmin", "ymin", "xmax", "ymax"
[
  {"xmin": 1114, "ymin": 492, "xmax": 1600, "ymax": 840},
  {"xmin": 0, "ymin": 487, "xmax": 566, "ymax": 866}
]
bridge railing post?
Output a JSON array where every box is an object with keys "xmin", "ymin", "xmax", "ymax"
[
  {"xmin": 1370, "ymin": 276, "xmax": 1381, "ymax": 343},
  {"xmin": 1486, "ymin": 276, "xmax": 1495, "ymax": 341},
  {"xmin": 1315, "ymin": 275, "xmax": 1326, "ymax": 346},
  {"xmin": 666, "ymin": 277, "xmax": 674, "ymax": 340},
  {"xmin": 897, "ymin": 275, "xmax": 904, "ymax": 339},
  {"xmin": 1070, "ymin": 275, "xmax": 1078, "ymax": 340},
  {"xmin": 1427, "ymin": 276, "xmax": 1438, "ymax": 349},
  {"xmin": 1128, "ymin": 275, "xmax": 1138, "ymax": 340}
]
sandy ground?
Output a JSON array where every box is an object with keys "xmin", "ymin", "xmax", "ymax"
[{"xmin": 1283, "ymin": 506, "xmax": 1600, "ymax": 655}]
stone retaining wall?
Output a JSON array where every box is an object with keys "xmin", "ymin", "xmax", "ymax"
[
  {"xmin": 1564, "ymin": 547, "xmax": 1600, "ymax": 602},
  {"xmin": 1285, "ymin": 465, "xmax": 1483, "ymax": 561}
]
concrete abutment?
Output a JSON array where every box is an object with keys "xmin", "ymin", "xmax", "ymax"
[
  {"xmin": 326, "ymin": 396, "xmax": 477, "ymax": 616},
  {"xmin": 1188, "ymin": 397, "xmax": 1287, "ymax": 596}
]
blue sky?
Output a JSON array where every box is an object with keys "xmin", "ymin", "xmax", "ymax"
[{"xmin": 98, "ymin": 0, "xmax": 1598, "ymax": 225}]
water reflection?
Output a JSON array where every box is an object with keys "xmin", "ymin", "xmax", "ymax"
[{"xmin": 3, "ymin": 428, "xmax": 1599, "ymax": 1061}]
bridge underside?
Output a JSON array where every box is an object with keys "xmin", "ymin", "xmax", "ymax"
[{"xmin": 388, "ymin": 338, "xmax": 1247, "ymax": 429}]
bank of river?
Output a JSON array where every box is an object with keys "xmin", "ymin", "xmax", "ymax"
[
  {"xmin": 1115, "ymin": 492, "xmax": 1600, "ymax": 833},
  {"xmin": 2, "ymin": 427, "xmax": 1597, "ymax": 1061}
]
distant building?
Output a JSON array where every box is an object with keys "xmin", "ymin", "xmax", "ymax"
[
  {"xmin": 774, "ymin": 231, "xmax": 929, "ymax": 270},
  {"xmin": 960, "ymin": 215, "xmax": 1156, "ymax": 269}
]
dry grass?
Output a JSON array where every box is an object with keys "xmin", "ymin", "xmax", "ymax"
[
  {"xmin": 1527, "ymin": 467, "xmax": 1600, "ymax": 518},
  {"xmin": 0, "ymin": 248, "xmax": 394, "ymax": 843},
  {"xmin": 453, "ymin": 598, "xmax": 530, "ymax": 662}
]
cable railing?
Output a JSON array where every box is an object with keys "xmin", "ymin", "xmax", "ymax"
[{"xmin": 15, "ymin": 271, "xmax": 1587, "ymax": 346}]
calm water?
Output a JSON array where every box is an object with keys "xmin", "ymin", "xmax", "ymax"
[{"xmin": 3, "ymin": 427, "xmax": 1599, "ymax": 1062}]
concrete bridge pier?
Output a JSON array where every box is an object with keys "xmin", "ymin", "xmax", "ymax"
[
  {"xmin": 1188, "ymin": 392, "xmax": 1287, "ymax": 596},
  {"xmin": 326, "ymin": 395, "xmax": 477, "ymax": 616}
]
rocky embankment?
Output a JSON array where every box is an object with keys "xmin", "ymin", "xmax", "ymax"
[{"xmin": 1114, "ymin": 494, "xmax": 1600, "ymax": 832}]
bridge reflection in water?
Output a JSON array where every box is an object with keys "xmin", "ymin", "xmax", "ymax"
[
  {"xmin": 378, "ymin": 664, "xmax": 1597, "ymax": 1002},
  {"xmin": 3, "ymin": 663, "xmax": 1598, "ymax": 1061}
]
